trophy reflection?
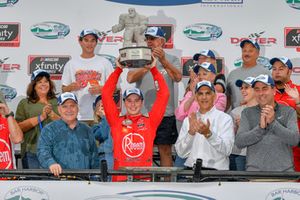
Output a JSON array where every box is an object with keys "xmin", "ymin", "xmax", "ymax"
[{"xmin": 111, "ymin": 8, "xmax": 151, "ymax": 68}]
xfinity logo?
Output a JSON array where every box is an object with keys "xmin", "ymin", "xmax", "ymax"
[
  {"xmin": 183, "ymin": 23, "xmax": 222, "ymax": 41},
  {"xmin": 28, "ymin": 55, "xmax": 71, "ymax": 79},
  {"xmin": 285, "ymin": 27, "xmax": 300, "ymax": 48},
  {"xmin": 0, "ymin": 23, "xmax": 20, "ymax": 47},
  {"xmin": 31, "ymin": 22, "xmax": 70, "ymax": 39}
]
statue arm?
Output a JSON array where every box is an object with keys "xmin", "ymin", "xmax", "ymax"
[{"xmin": 112, "ymin": 14, "xmax": 126, "ymax": 33}]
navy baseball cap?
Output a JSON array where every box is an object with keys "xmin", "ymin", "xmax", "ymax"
[
  {"xmin": 252, "ymin": 74, "xmax": 275, "ymax": 87},
  {"xmin": 193, "ymin": 49, "xmax": 216, "ymax": 61},
  {"xmin": 240, "ymin": 39, "xmax": 260, "ymax": 50},
  {"xmin": 144, "ymin": 27, "xmax": 166, "ymax": 39},
  {"xmin": 235, "ymin": 76, "xmax": 256, "ymax": 87},
  {"xmin": 58, "ymin": 92, "xmax": 78, "ymax": 105},
  {"xmin": 195, "ymin": 80, "xmax": 215, "ymax": 93},
  {"xmin": 123, "ymin": 88, "xmax": 144, "ymax": 101},
  {"xmin": 93, "ymin": 93, "xmax": 120, "ymax": 110},
  {"xmin": 31, "ymin": 69, "xmax": 50, "ymax": 81},
  {"xmin": 270, "ymin": 56, "xmax": 293, "ymax": 69},
  {"xmin": 79, "ymin": 29, "xmax": 99, "ymax": 40}
]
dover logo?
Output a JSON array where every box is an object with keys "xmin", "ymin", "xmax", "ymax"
[
  {"xmin": 28, "ymin": 55, "xmax": 71, "ymax": 80},
  {"xmin": 234, "ymin": 56, "xmax": 272, "ymax": 70},
  {"xmin": 286, "ymin": 0, "xmax": 300, "ymax": 10},
  {"xmin": 98, "ymin": 34, "xmax": 123, "ymax": 46},
  {"xmin": 231, "ymin": 31, "xmax": 277, "ymax": 46},
  {"xmin": 86, "ymin": 190, "xmax": 216, "ymax": 200},
  {"xmin": 4, "ymin": 186, "xmax": 49, "ymax": 200},
  {"xmin": 0, "ymin": 23, "xmax": 20, "ymax": 47},
  {"xmin": 122, "ymin": 132, "xmax": 145, "ymax": 158},
  {"xmin": 0, "ymin": 84, "xmax": 17, "ymax": 101},
  {"xmin": 30, "ymin": 22, "xmax": 70, "ymax": 39},
  {"xmin": 0, "ymin": 57, "xmax": 20, "ymax": 72},
  {"xmin": 265, "ymin": 188, "xmax": 300, "ymax": 200},
  {"xmin": 183, "ymin": 23, "xmax": 222, "ymax": 41},
  {"xmin": 0, "ymin": 0, "xmax": 18, "ymax": 7},
  {"xmin": 284, "ymin": 27, "xmax": 300, "ymax": 48}
]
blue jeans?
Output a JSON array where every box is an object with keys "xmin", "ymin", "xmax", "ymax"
[
  {"xmin": 22, "ymin": 152, "xmax": 40, "ymax": 169},
  {"xmin": 229, "ymin": 154, "xmax": 246, "ymax": 171},
  {"xmin": 174, "ymin": 154, "xmax": 186, "ymax": 167}
]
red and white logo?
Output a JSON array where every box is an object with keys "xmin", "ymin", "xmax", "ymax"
[
  {"xmin": 0, "ymin": 138, "xmax": 12, "ymax": 169},
  {"xmin": 122, "ymin": 133, "xmax": 145, "ymax": 158}
]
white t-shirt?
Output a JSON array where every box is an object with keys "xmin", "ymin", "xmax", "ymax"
[{"xmin": 61, "ymin": 55, "xmax": 114, "ymax": 120}]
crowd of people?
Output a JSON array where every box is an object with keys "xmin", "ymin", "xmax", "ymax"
[{"xmin": 0, "ymin": 26, "xmax": 299, "ymax": 182}]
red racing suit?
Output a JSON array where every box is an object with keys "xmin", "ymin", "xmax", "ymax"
[
  {"xmin": 102, "ymin": 67, "xmax": 169, "ymax": 181},
  {"xmin": 0, "ymin": 115, "xmax": 14, "ymax": 170},
  {"xmin": 274, "ymin": 80, "xmax": 300, "ymax": 171}
]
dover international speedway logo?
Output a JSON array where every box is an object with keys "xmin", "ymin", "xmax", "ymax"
[
  {"xmin": 0, "ymin": 0, "xmax": 18, "ymax": 7},
  {"xmin": 286, "ymin": 0, "xmax": 300, "ymax": 10},
  {"xmin": 30, "ymin": 22, "xmax": 70, "ymax": 39},
  {"xmin": 183, "ymin": 23, "xmax": 222, "ymax": 41}
]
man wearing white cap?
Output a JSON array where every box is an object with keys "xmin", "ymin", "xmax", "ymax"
[
  {"xmin": 175, "ymin": 81, "xmax": 234, "ymax": 170},
  {"xmin": 61, "ymin": 29, "xmax": 114, "ymax": 125},
  {"xmin": 102, "ymin": 58, "xmax": 169, "ymax": 181},
  {"xmin": 37, "ymin": 92, "xmax": 99, "ymax": 176},
  {"xmin": 127, "ymin": 26, "xmax": 182, "ymax": 169},
  {"xmin": 271, "ymin": 56, "xmax": 300, "ymax": 171},
  {"xmin": 235, "ymin": 74, "xmax": 299, "ymax": 171},
  {"xmin": 226, "ymin": 39, "xmax": 270, "ymax": 110}
]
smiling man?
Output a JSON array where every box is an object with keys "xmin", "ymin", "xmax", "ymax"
[
  {"xmin": 102, "ymin": 58, "xmax": 169, "ymax": 181},
  {"xmin": 61, "ymin": 29, "xmax": 114, "ymax": 125},
  {"xmin": 37, "ymin": 92, "xmax": 99, "ymax": 176},
  {"xmin": 175, "ymin": 81, "xmax": 234, "ymax": 170},
  {"xmin": 226, "ymin": 39, "xmax": 270, "ymax": 110},
  {"xmin": 235, "ymin": 74, "xmax": 299, "ymax": 171}
]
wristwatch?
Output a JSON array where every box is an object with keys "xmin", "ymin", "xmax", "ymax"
[{"xmin": 5, "ymin": 111, "xmax": 14, "ymax": 118}]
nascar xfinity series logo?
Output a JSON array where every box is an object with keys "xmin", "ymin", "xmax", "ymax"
[
  {"xmin": 183, "ymin": 23, "xmax": 222, "ymax": 41},
  {"xmin": 0, "ymin": 0, "xmax": 18, "ymax": 7},
  {"xmin": 0, "ymin": 23, "xmax": 20, "ymax": 47},
  {"xmin": 286, "ymin": 0, "xmax": 300, "ymax": 10},
  {"xmin": 86, "ymin": 190, "xmax": 216, "ymax": 200},
  {"xmin": 30, "ymin": 22, "xmax": 70, "ymax": 39}
]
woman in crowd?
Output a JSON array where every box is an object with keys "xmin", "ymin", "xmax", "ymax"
[{"xmin": 15, "ymin": 69, "xmax": 60, "ymax": 169}]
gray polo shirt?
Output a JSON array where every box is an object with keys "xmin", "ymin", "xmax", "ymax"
[{"xmin": 136, "ymin": 53, "xmax": 180, "ymax": 116}]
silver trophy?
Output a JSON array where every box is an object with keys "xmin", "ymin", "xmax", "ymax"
[{"xmin": 111, "ymin": 8, "xmax": 151, "ymax": 68}]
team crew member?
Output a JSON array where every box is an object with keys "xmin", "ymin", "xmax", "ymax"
[
  {"xmin": 271, "ymin": 56, "xmax": 300, "ymax": 171},
  {"xmin": 102, "ymin": 58, "xmax": 169, "ymax": 181}
]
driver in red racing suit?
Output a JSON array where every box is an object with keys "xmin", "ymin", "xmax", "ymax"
[{"xmin": 102, "ymin": 58, "xmax": 169, "ymax": 181}]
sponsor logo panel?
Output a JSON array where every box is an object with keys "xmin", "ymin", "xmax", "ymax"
[
  {"xmin": 230, "ymin": 31, "xmax": 277, "ymax": 47},
  {"xmin": 183, "ymin": 23, "xmax": 222, "ymax": 41},
  {"xmin": 28, "ymin": 55, "xmax": 71, "ymax": 80},
  {"xmin": 0, "ymin": 22, "xmax": 20, "ymax": 47},
  {"xmin": 286, "ymin": 0, "xmax": 300, "ymax": 10},
  {"xmin": 265, "ymin": 188, "xmax": 300, "ymax": 200},
  {"xmin": 0, "ymin": 84, "xmax": 17, "ymax": 101},
  {"xmin": 5, "ymin": 186, "xmax": 49, "ymax": 200},
  {"xmin": 284, "ymin": 27, "xmax": 300, "ymax": 48},
  {"xmin": 0, "ymin": 0, "xmax": 18, "ymax": 7},
  {"xmin": 0, "ymin": 57, "xmax": 20, "ymax": 72},
  {"xmin": 30, "ymin": 21, "xmax": 70, "ymax": 39}
]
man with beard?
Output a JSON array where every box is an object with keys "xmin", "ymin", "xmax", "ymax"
[
  {"xmin": 226, "ymin": 39, "xmax": 270, "ymax": 110},
  {"xmin": 271, "ymin": 56, "xmax": 300, "ymax": 171}
]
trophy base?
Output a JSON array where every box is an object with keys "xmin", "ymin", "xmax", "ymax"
[{"xmin": 119, "ymin": 46, "xmax": 152, "ymax": 68}]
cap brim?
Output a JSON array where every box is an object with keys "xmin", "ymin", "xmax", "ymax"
[
  {"xmin": 235, "ymin": 80, "xmax": 244, "ymax": 87},
  {"xmin": 270, "ymin": 58, "xmax": 281, "ymax": 66}
]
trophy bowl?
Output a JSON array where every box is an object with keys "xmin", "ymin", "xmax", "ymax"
[{"xmin": 119, "ymin": 46, "xmax": 152, "ymax": 68}]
